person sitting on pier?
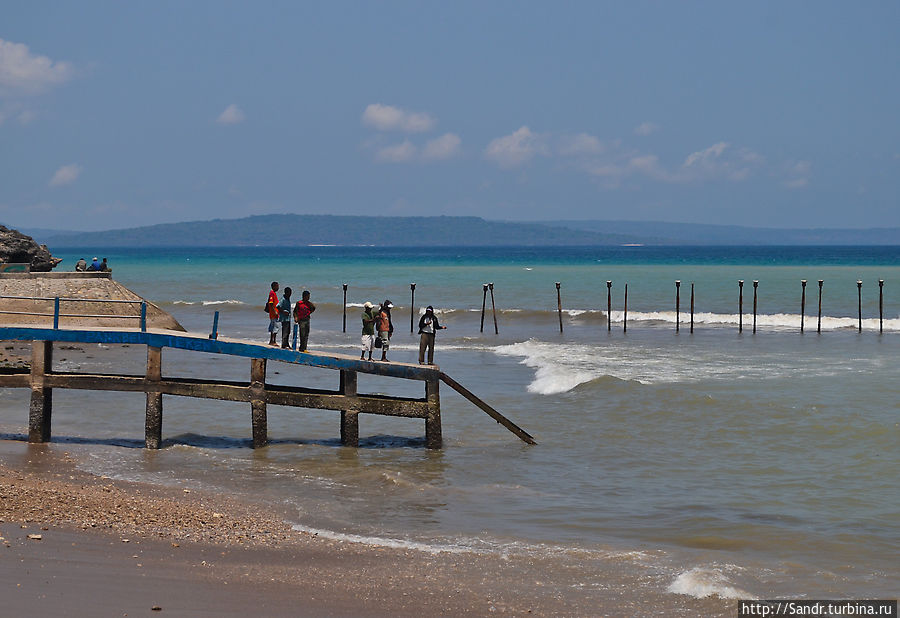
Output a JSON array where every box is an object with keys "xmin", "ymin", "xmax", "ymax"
[
  {"xmin": 376, "ymin": 301, "xmax": 392, "ymax": 362},
  {"xmin": 266, "ymin": 282, "xmax": 280, "ymax": 346},
  {"xmin": 418, "ymin": 305, "xmax": 447, "ymax": 365},
  {"xmin": 87, "ymin": 257, "xmax": 101, "ymax": 271},
  {"xmin": 278, "ymin": 287, "xmax": 293, "ymax": 349},
  {"xmin": 293, "ymin": 290, "xmax": 316, "ymax": 352},
  {"xmin": 74, "ymin": 257, "xmax": 87, "ymax": 271},
  {"xmin": 360, "ymin": 301, "xmax": 377, "ymax": 361},
  {"xmin": 99, "ymin": 257, "xmax": 110, "ymax": 272}
]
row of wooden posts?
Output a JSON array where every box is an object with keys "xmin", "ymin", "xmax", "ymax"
[{"xmin": 333, "ymin": 279, "xmax": 888, "ymax": 336}]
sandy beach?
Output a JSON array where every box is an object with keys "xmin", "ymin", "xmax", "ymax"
[{"xmin": 0, "ymin": 439, "xmax": 733, "ymax": 617}]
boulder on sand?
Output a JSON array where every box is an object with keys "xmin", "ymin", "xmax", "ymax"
[{"xmin": 0, "ymin": 226, "xmax": 62, "ymax": 272}]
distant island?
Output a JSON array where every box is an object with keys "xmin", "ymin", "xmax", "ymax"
[{"xmin": 11, "ymin": 214, "xmax": 900, "ymax": 247}]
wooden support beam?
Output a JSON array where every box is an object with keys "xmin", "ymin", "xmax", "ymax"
[
  {"xmin": 425, "ymin": 377, "xmax": 441, "ymax": 449},
  {"xmin": 28, "ymin": 340, "xmax": 52, "ymax": 443},
  {"xmin": 145, "ymin": 346, "xmax": 163, "ymax": 449},
  {"xmin": 250, "ymin": 358, "xmax": 267, "ymax": 448},
  {"xmin": 340, "ymin": 369, "xmax": 359, "ymax": 447}
]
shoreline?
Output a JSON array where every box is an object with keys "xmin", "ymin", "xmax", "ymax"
[{"xmin": 0, "ymin": 440, "xmax": 732, "ymax": 616}]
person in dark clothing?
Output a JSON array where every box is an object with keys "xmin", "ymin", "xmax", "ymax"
[
  {"xmin": 278, "ymin": 287, "xmax": 292, "ymax": 349},
  {"xmin": 417, "ymin": 305, "xmax": 446, "ymax": 365}
]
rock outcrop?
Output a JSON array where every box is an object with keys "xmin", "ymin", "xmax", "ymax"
[{"xmin": 0, "ymin": 225, "xmax": 62, "ymax": 271}]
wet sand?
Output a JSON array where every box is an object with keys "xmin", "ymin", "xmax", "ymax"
[{"xmin": 0, "ymin": 440, "xmax": 733, "ymax": 616}]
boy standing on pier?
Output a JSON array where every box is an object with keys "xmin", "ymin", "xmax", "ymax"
[
  {"xmin": 266, "ymin": 282, "xmax": 280, "ymax": 346},
  {"xmin": 278, "ymin": 287, "xmax": 293, "ymax": 348},
  {"xmin": 360, "ymin": 302, "xmax": 377, "ymax": 361},
  {"xmin": 293, "ymin": 290, "xmax": 316, "ymax": 352}
]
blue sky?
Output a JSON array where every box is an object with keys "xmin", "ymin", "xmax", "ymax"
[{"xmin": 1, "ymin": 1, "xmax": 898, "ymax": 231}]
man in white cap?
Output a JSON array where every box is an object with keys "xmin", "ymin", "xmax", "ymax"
[
  {"xmin": 360, "ymin": 302, "xmax": 377, "ymax": 361},
  {"xmin": 87, "ymin": 257, "xmax": 101, "ymax": 271}
]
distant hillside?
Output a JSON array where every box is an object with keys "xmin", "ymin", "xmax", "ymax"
[
  {"xmin": 45, "ymin": 214, "xmax": 639, "ymax": 247},
  {"xmin": 543, "ymin": 220, "xmax": 900, "ymax": 245}
]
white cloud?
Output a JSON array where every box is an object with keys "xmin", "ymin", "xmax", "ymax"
[
  {"xmin": 634, "ymin": 122, "xmax": 659, "ymax": 136},
  {"xmin": 216, "ymin": 104, "xmax": 245, "ymax": 125},
  {"xmin": 0, "ymin": 38, "xmax": 74, "ymax": 95},
  {"xmin": 362, "ymin": 103, "xmax": 435, "ymax": 133},
  {"xmin": 783, "ymin": 160, "xmax": 811, "ymax": 188},
  {"xmin": 49, "ymin": 164, "xmax": 82, "ymax": 187},
  {"xmin": 557, "ymin": 133, "xmax": 603, "ymax": 156},
  {"xmin": 376, "ymin": 140, "xmax": 417, "ymax": 163},
  {"xmin": 422, "ymin": 133, "xmax": 461, "ymax": 160},
  {"xmin": 484, "ymin": 126, "xmax": 545, "ymax": 168}
]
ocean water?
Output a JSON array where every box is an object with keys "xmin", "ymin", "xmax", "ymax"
[{"xmin": 1, "ymin": 245, "xmax": 898, "ymax": 603}]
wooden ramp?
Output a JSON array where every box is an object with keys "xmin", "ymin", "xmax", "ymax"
[{"xmin": 0, "ymin": 325, "xmax": 535, "ymax": 449}]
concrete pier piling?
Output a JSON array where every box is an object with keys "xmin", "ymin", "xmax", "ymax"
[
  {"xmin": 145, "ymin": 346, "xmax": 163, "ymax": 449},
  {"xmin": 818, "ymin": 280, "xmax": 823, "ymax": 334},
  {"xmin": 752, "ymin": 281, "xmax": 758, "ymax": 334},
  {"xmin": 250, "ymin": 358, "xmax": 268, "ymax": 449},
  {"xmin": 801, "ymin": 280, "xmax": 807, "ymax": 333},
  {"xmin": 28, "ymin": 340, "xmax": 52, "ymax": 443},
  {"xmin": 340, "ymin": 369, "xmax": 359, "ymax": 447}
]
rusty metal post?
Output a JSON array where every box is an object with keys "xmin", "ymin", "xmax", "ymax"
[
  {"xmin": 425, "ymin": 377, "xmax": 442, "ymax": 449},
  {"xmin": 480, "ymin": 284, "xmax": 488, "ymax": 333},
  {"xmin": 752, "ymin": 281, "xmax": 758, "ymax": 334},
  {"xmin": 145, "ymin": 346, "xmax": 163, "ymax": 449},
  {"xmin": 675, "ymin": 281, "xmax": 681, "ymax": 333},
  {"xmin": 556, "ymin": 282, "xmax": 563, "ymax": 333},
  {"xmin": 607, "ymin": 280, "xmax": 612, "ymax": 332},
  {"xmin": 489, "ymin": 283, "xmax": 498, "ymax": 335},
  {"xmin": 623, "ymin": 283, "xmax": 628, "ymax": 333},
  {"xmin": 817, "ymin": 280, "xmax": 823, "ymax": 334},
  {"xmin": 250, "ymin": 358, "xmax": 267, "ymax": 448},
  {"xmin": 340, "ymin": 369, "xmax": 359, "ymax": 447},
  {"xmin": 410, "ymin": 283, "xmax": 416, "ymax": 334},
  {"xmin": 857, "ymin": 280, "xmax": 863, "ymax": 332},
  {"xmin": 342, "ymin": 284, "xmax": 348, "ymax": 333},
  {"xmin": 800, "ymin": 280, "xmax": 807, "ymax": 333},
  {"xmin": 879, "ymin": 279, "xmax": 884, "ymax": 333},
  {"xmin": 690, "ymin": 282, "xmax": 695, "ymax": 333},
  {"xmin": 738, "ymin": 280, "xmax": 744, "ymax": 333},
  {"xmin": 28, "ymin": 340, "xmax": 53, "ymax": 443}
]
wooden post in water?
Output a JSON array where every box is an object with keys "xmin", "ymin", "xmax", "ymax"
[
  {"xmin": 480, "ymin": 284, "xmax": 488, "ymax": 333},
  {"xmin": 489, "ymin": 283, "xmax": 499, "ymax": 335},
  {"xmin": 752, "ymin": 281, "xmax": 758, "ymax": 334},
  {"xmin": 623, "ymin": 283, "xmax": 628, "ymax": 333},
  {"xmin": 342, "ymin": 284, "xmax": 348, "ymax": 333},
  {"xmin": 738, "ymin": 280, "xmax": 744, "ymax": 333},
  {"xmin": 145, "ymin": 346, "xmax": 163, "ymax": 449},
  {"xmin": 556, "ymin": 282, "xmax": 563, "ymax": 333},
  {"xmin": 28, "ymin": 340, "xmax": 53, "ymax": 443},
  {"xmin": 675, "ymin": 280, "xmax": 681, "ymax": 333},
  {"xmin": 857, "ymin": 280, "xmax": 863, "ymax": 332},
  {"xmin": 817, "ymin": 280, "xmax": 823, "ymax": 334},
  {"xmin": 690, "ymin": 282, "xmax": 695, "ymax": 334},
  {"xmin": 410, "ymin": 283, "xmax": 416, "ymax": 334},
  {"xmin": 607, "ymin": 280, "xmax": 612, "ymax": 332},
  {"xmin": 800, "ymin": 280, "xmax": 807, "ymax": 333},
  {"xmin": 250, "ymin": 358, "xmax": 267, "ymax": 448},
  {"xmin": 340, "ymin": 369, "xmax": 359, "ymax": 447},
  {"xmin": 425, "ymin": 377, "xmax": 442, "ymax": 449},
  {"xmin": 879, "ymin": 279, "xmax": 884, "ymax": 333}
]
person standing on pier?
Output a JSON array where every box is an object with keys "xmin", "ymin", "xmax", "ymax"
[
  {"xmin": 266, "ymin": 282, "xmax": 280, "ymax": 346},
  {"xmin": 360, "ymin": 301, "xmax": 377, "ymax": 361},
  {"xmin": 278, "ymin": 287, "xmax": 293, "ymax": 349},
  {"xmin": 418, "ymin": 305, "xmax": 446, "ymax": 365},
  {"xmin": 376, "ymin": 301, "xmax": 392, "ymax": 362},
  {"xmin": 293, "ymin": 290, "xmax": 316, "ymax": 352}
]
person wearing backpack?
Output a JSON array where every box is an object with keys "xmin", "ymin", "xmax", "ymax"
[{"xmin": 293, "ymin": 290, "xmax": 316, "ymax": 352}]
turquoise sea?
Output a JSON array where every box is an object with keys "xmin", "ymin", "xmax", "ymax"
[{"xmin": 2, "ymin": 245, "xmax": 898, "ymax": 603}]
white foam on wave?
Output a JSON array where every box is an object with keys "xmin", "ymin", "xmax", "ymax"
[
  {"xmin": 494, "ymin": 339, "xmax": 873, "ymax": 394},
  {"xmin": 609, "ymin": 310, "xmax": 900, "ymax": 332},
  {"xmin": 291, "ymin": 524, "xmax": 483, "ymax": 555},
  {"xmin": 202, "ymin": 299, "xmax": 244, "ymax": 306},
  {"xmin": 667, "ymin": 566, "xmax": 749, "ymax": 599}
]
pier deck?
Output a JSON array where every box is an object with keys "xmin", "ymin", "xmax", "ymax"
[{"xmin": 0, "ymin": 324, "xmax": 535, "ymax": 449}]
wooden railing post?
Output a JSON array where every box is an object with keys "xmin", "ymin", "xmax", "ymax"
[
  {"xmin": 250, "ymin": 358, "xmax": 268, "ymax": 448},
  {"xmin": 28, "ymin": 340, "xmax": 53, "ymax": 443},
  {"xmin": 340, "ymin": 369, "xmax": 359, "ymax": 447},
  {"xmin": 145, "ymin": 346, "xmax": 163, "ymax": 449}
]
